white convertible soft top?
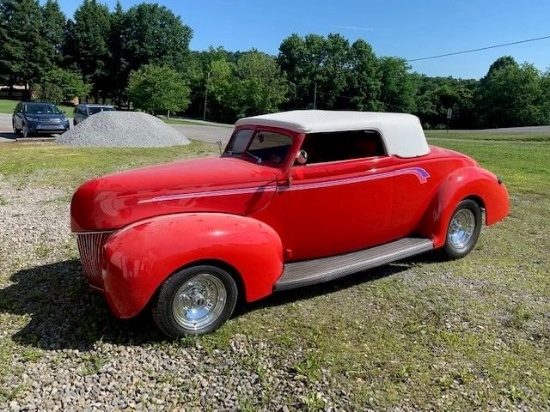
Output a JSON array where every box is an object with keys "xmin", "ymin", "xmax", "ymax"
[{"xmin": 236, "ymin": 110, "xmax": 430, "ymax": 158}]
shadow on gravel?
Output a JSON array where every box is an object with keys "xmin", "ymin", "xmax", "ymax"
[
  {"xmin": 0, "ymin": 256, "xmax": 429, "ymax": 349},
  {"xmin": 0, "ymin": 260, "xmax": 162, "ymax": 350}
]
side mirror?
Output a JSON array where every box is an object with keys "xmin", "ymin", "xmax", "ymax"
[{"xmin": 295, "ymin": 149, "xmax": 308, "ymax": 165}]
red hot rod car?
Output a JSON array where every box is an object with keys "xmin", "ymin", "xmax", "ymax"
[{"xmin": 71, "ymin": 110, "xmax": 509, "ymax": 337}]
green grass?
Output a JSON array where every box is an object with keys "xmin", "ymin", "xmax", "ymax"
[
  {"xmin": 0, "ymin": 135, "xmax": 549, "ymax": 410},
  {"xmin": 426, "ymin": 129, "xmax": 550, "ymax": 142},
  {"xmin": 0, "ymin": 142, "xmax": 218, "ymax": 189},
  {"xmin": 427, "ymin": 137, "xmax": 550, "ymax": 194},
  {"xmin": 0, "ymin": 98, "xmax": 74, "ymax": 117},
  {"xmin": 160, "ymin": 116, "xmax": 232, "ymax": 127},
  {"xmin": 0, "ymin": 99, "xmax": 18, "ymax": 113},
  {"xmin": 161, "ymin": 117, "xmax": 206, "ymax": 125}
]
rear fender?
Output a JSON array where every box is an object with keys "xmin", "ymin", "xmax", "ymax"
[
  {"xmin": 102, "ymin": 213, "xmax": 283, "ymax": 318},
  {"xmin": 417, "ymin": 167, "xmax": 509, "ymax": 248}
]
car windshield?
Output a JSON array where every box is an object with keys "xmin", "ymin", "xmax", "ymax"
[
  {"xmin": 224, "ymin": 129, "xmax": 293, "ymax": 166},
  {"xmin": 89, "ymin": 106, "xmax": 114, "ymax": 115},
  {"xmin": 25, "ymin": 104, "xmax": 61, "ymax": 114}
]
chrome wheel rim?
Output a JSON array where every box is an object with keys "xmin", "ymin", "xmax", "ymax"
[
  {"xmin": 172, "ymin": 273, "xmax": 227, "ymax": 331},
  {"xmin": 448, "ymin": 209, "xmax": 475, "ymax": 250},
  {"xmin": 22, "ymin": 125, "xmax": 28, "ymax": 138}
]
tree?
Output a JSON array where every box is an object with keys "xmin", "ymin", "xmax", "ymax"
[
  {"xmin": 477, "ymin": 59, "xmax": 548, "ymax": 127},
  {"xmin": 64, "ymin": 0, "xmax": 110, "ymax": 101},
  {"xmin": 278, "ymin": 33, "xmax": 324, "ymax": 109},
  {"xmin": 278, "ymin": 33, "xmax": 385, "ymax": 111},
  {"xmin": 120, "ymin": 3, "xmax": 192, "ymax": 74},
  {"xmin": 106, "ymin": 1, "xmax": 127, "ymax": 105},
  {"xmin": 0, "ymin": 0, "xmax": 50, "ymax": 93},
  {"xmin": 540, "ymin": 70, "xmax": 550, "ymax": 124},
  {"xmin": 316, "ymin": 34, "xmax": 351, "ymax": 109},
  {"xmin": 278, "ymin": 33, "xmax": 351, "ymax": 110},
  {"xmin": 34, "ymin": 67, "xmax": 91, "ymax": 103},
  {"xmin": 484, "ymin": 55, "xmax": 517, "ymax": 78},
  {"xmin": 127, "ymin": 65, "xmax": 190, "ymax": 115},
  {"xmin": 228, "ymin": 50, "xmax": 288, "ymax": 118},
  {"xmin": 344, "ymin": 39, "xmax": 381, "ymax": 111},
  {"xmin": 181, "ymin": 47, "xmax": 233, "ymax": 119},
  {"xmin": 41, "ymin": 0, "xmax": 66, "ymax": 67},
  {"xmin": 203, "ymin": 57, "xmax": 234, "ymax": 121},
  {"xmin": 377, "ymin": 57, "xmax": 417, "ymax": 113},
  {"xmin": 414, "ymin": 76, "xmax": 476, "ymax": 129}
]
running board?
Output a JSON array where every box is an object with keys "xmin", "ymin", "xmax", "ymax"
[{"xmin": 275, "ymin": 238, "xmax": 434, "ymax": 291}]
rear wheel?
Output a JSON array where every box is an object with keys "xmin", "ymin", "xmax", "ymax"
[
  {"xmin": 152, "ymin": 265, "xmax": 238, "ymax": 338},
  {"xmin": 442, "ymin": 199, "xmax": 482, "ymax": 259}
]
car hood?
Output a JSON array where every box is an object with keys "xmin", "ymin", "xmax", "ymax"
[{"xmin": 71, "ymin": 156, "xmax": 281, "ymax": 232}]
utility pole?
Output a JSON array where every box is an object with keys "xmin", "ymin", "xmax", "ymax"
[{"xmin": 203, "ymin": 71, "xmax": 210, "ymax": 120}]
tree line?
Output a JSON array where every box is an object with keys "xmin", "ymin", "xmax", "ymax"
[{"xmin": 1, "ymin": 0, "xmax": 549, "ymax": 128}]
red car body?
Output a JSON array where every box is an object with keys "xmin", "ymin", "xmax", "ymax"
[{"xmin": 71, "ymin": 110, "xmax": 509, "ymax": 337}]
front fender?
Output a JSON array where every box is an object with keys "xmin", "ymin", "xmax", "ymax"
[
  {"xmin": 417, "ymin": 167, "xmax": 509, "ymax": 248},
  {"xmin": 102, "ymin": 213, "xmax": 284, "ymax": 318}
]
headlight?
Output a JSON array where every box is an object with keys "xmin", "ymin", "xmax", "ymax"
[{"xmin": 26, "ymin": 116, "xmax": 39, "ymax": 122}]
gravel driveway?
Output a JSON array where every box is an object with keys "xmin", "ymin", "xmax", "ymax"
[{"xmin": 0, "ymin": 178, "xmax": 345, "ymax": 411}]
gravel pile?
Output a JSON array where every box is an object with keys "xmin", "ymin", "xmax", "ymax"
[{"xmin": 56, "ymin": 112, "xmax": 190, "ymax": 147}]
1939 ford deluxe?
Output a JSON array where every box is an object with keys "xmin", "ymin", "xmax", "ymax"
[{"xmin": 71, "ymin": 110, "xmax": 509, "ymax": 337}]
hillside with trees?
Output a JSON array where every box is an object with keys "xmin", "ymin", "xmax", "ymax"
[{"xmin": 1, "ymin": 0, "xmax": 549, "ymax": 128}]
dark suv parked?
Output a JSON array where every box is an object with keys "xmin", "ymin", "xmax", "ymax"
[
  {"xmin": 12, "ymin": 102, "xmax": 70, "ymax": 138},
  {"xmin": 73, "ymin": 103, "xmax": 115, "ymax": 126}
]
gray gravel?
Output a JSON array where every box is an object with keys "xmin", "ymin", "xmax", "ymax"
[
  {"xmin": 56, "ymin": 112, "xmax": 190, "ymax": 147},
  {"xmin": 0, "ymin": 178, "xmax": 358, "ymax": 411}
]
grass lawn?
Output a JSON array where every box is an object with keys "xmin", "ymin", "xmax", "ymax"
[
  {"xmin": 0, "ymin": 99, "xmax": 17, "ymax": 113},
  {"xmin": 426, "ymin": 129, "xmax": 550, "ymax": 142},
  {"xmin": 0, "ymin": 136, "xmax": 548, "ymax": 410},
  {"xmin": 160, "ymin": 116, "xmax": 233, "ymax": 127},
  {"xmin": 161, "ymin": 117, "xmax": 207, "ymax": 125},
  {"xmin": 0, "ymin": 98, "xmax": 74, "ymax": 117}
]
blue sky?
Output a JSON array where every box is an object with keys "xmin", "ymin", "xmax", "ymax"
[{"xmin": 56, "ymin": 0, "xmax": 550, "ymax": 80}]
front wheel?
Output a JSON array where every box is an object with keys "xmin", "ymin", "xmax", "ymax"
[
  {"xmin": 22, "ymin": 124, "xmax": 29, "ymax": 138},
  {"xmin": 442, "ymin": 199, "xmax": 482, "ymax": 259},
  {"xmin": 152, "ymin": 265, "xmax": 238, "ymax": 338},
  {"xmin": 12, "ymin": 120, "xmax": 21, "ymax": 134}
]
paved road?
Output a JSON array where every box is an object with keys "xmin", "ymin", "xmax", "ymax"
[
  {"xmin": 451, "ymin": 125, "xmax": 550, "ymax": 134},
  {"xmin": 0, "ymin": 113, "xmax": 233, "ymax": 144},
  {"xmin": 1, "ymin": 113, "xmax": 549, "ymax": 144}
]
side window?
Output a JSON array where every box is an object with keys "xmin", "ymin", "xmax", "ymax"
[
  {"xmin": 247, "ymin": 131, "xmax": 292, "ymax": 164},
  {"xmin": 301, "ymin": 130, "xmax": 386, "ymax": 164}
]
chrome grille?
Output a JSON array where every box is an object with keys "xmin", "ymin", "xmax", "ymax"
[
  {"xmin": 40, "ymin": 118, "xmax": 62, "ymax": 124},
  {"xmin": 76, "ymin": 232, "xmax": 114, "ymax": 289}
]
